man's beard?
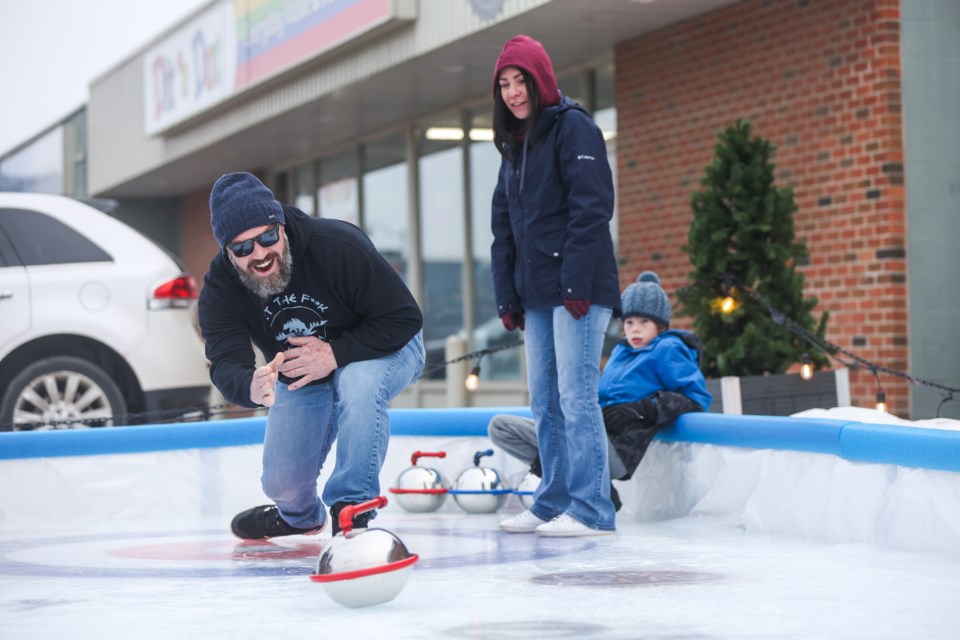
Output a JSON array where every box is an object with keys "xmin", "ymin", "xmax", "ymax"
[{"xmin": 231, "ymin": 235, "xmax": 294, "ymax": 298}]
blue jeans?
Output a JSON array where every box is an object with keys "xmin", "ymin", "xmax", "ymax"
[
  {"xmin": 260, "ymin": 332, "xmax": 425, "ymax": 529},
  {"xmin": 523, "ymin": 305, "xmax": 616, "ymax": 530}
]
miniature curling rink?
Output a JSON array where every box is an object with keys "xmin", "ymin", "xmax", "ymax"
[{"xmin": 2, "ymin": 406, "xmax": 960, "ymax": 639}]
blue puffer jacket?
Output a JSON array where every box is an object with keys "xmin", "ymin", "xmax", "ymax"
[
  {"xmin": 599, "ymin": 330, "xmax": 713, "ymax": 412},
  {"xmin": 490, "ymin": 96, "xmax": 621, "ymax": 314}
]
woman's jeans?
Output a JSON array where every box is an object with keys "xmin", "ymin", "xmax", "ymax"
[
  {"xmin": 260, "ymin": 332, "xmax": 425, "ymax": 529},
  {"xmin": 523, "ymin": 305, "xmax": 616, "ymax": 530}
]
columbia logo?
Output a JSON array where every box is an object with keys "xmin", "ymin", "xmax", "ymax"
[{"xmin": 577, "ymin": 154, "xmax": 595, "ymax": 161}]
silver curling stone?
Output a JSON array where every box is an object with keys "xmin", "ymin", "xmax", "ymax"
[
  {"xmin": 513, "ymin": 470, "xmax": 541, "ymax": 509},
  {"xmin": 310, "ymin": 496, "xmax": 418, "ymax": 608},
  {"xmin": 449, "ymin": 449, "xmax": 512, "ymax": 514},
  {"xmin": 388, "ymin": 450, "xmax": 449, "ymax": 513}
]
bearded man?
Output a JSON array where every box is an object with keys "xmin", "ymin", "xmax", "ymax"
[{"xmin": 198, "ymin": 172, "xmax": 424, "ymax": 538}]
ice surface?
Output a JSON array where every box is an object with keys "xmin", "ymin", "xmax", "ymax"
[{"xmin": 2, "ymin": 508, "xmax": 960, "ymax": 640}]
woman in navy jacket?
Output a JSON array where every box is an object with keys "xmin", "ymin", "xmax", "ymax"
[{"xmin": 491, "ymin": 34, "xmax": 621, "ymax": 537}]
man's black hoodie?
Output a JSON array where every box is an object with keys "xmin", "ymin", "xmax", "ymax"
[{"xmin": 198, "ymin": 205, "xmax": 423, "ymax": 408}]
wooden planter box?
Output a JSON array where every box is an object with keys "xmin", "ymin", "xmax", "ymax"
[{"xmin": 706, "ymin": 368, "xmax": 851, "ymax": 416}]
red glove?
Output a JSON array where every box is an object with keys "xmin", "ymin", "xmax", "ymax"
[
  {"xmin": 563, "ymin": 298, "xmax": 590, "ymax": 320},
  {"xmin": 500, "ymin": 311, "xmax": 525, "ymax": 332}
]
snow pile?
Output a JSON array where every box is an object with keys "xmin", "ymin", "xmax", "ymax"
[{"xmin": 792, "ymin": 406, "xmax": 960, "ymax": 432}]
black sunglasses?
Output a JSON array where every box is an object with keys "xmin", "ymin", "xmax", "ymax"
[{"xmin": 225, "ymin": 224, "xmax": 281, "ymax": 258}]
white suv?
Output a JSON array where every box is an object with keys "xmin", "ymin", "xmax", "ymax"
[{"xmin": 0, "ymin": 193, "xmax": 211, "ymax": 430}]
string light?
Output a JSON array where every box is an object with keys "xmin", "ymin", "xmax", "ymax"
[
  {"xmin": 799, "ymin": 353, "xmax": 814, "ymax": 381},
  {"xmin": 420, "ymin": 339, "xmax": 523, "ymax": 381},
  {"xmin": 465, "ymin": 361, "xmax": 481, "ymax": 391},
  {"xmin": 727, "ymin": 274, "xmax": 960, "ymax": 411},
  {"xmin": 719, "ymin": 294, "xmax": 737, "ymax": 314},
  {"xmin": 871, "ymin": 368, "xmax": 888, "ymax": 413},
  {"xmin": 678, "ymin": 272, "xmax": 960, "ymax": 416},
  {"xmin": 875, "ymin": 388, "xmax": 888, "ymax": 413},
  {"xmin": 718, "ymin": 273, "xmax": 737, "ymax": 314}
]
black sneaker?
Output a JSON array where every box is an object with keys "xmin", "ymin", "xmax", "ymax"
[
  {"xmin": 610, "ymin": 483, "xmax": 622, "ymax": 513},
  {"xmin": 528, "ymin": 456, "xmax": 543, "ymax": 478},
  {"xmin": 230, "ymin": 504, "xmax": 326, "ymax": 539},
  {"xmin": 330, "ymin": 501, "xmax": 377, "ymax": 536}
]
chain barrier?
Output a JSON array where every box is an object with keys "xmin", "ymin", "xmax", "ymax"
[
  {"xmin": 6, "ymin": 277, "xmax": 958, "ymax": 431},
  {"xmin": 727, "ymin": 276, "xmax": 960, "ymax": 398},
  {"xmin": 1, "ymin": 339, "xmax": 525, "ymax": 431}
]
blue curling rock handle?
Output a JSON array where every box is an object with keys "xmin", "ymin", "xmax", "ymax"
[{"xmin": 473, "ymin": 449, "xmax": 495, "ymax": 466}]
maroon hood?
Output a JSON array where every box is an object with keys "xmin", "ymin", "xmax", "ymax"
[{"xmin": 493, "ymin": 34, "xmax": 560, "ymax": 111}]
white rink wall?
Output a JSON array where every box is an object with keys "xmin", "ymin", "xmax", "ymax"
[
  {"xmin": 2, "ymin": 407, "xmax": 959, "ymax": 556},
  {"xmin": 626, "ymin": 441, "xmax": 960, "ymax": 556},
  {"xmin": 0, "ymin": 435, "xmax": 515, "ymax": 524}
]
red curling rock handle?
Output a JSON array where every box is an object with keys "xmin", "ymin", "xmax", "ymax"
[
  {"xmin": 338, "ymin": 496, "xmax": 388, "ymax": 533},
  {"xmin": 411, "ymin": 451, "xmax": 446, "ymax": 466}
]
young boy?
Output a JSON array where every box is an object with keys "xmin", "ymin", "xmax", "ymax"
[{"xmin": 489, "ymin": 271, "xmax": 711, "ymax": 519}]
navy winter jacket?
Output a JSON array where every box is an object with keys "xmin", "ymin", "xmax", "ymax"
[{"xmin": 490, "ymin": 96, "xmax": 621, "ymax": 315}]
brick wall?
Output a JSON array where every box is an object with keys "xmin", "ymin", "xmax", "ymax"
[
  {"xmin": 614, "ymin": 0, "xmax": 908, "ymax": 414},
  {"xmin": 180, "ymin": 188, "xmax": 219, "ymax": 293}
]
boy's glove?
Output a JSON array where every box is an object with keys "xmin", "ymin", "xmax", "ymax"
[
  {"xmin": 528, "ymin": 456, "xmax": 542, "ymax": 478},
  {"xmin": 500, "ymin": 311, "xmax": 524, "ymax": 332},
  {"xmin": 602, "ymin": 399, "xmax": 658, "ymax": 434}
]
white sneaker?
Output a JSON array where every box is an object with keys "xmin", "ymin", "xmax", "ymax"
[
  {"xmin": 499, "ymin": 509, "xmax": 547, "ymax": 533},
  {"xmin": 535, "ymin": 513, "xmax": 615, "ymax": 537}
]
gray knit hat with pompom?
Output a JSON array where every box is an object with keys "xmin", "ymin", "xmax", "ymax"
[{"xmin": 621, "ymin": 271, "xmax": 670, "ymax": 327}]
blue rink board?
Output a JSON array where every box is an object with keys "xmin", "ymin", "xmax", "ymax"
[{"xmin": 2, "ymin": 407, "xmax": 959, "ymax": 473}]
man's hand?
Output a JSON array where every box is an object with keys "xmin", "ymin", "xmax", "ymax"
[
  {"xmin": 280, "ymin": 336, "xmax": 338, "ymax": 390},
  {"xmin": 250, "ymin": 352, "xmax": 284, "ymax": 407}
]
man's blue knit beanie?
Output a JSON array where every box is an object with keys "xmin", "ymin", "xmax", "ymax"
[
  {"xmin": 621, "ymin": 271, "xmax": 671, "ymax": 328},
  {"xmin": 209, "ymin": 172, "xmax": 285, "ymax": 247}
]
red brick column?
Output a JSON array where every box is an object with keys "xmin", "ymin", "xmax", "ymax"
[{"xmin": 180, "ymin": 188, "xmax": 219, "ymax": 293}]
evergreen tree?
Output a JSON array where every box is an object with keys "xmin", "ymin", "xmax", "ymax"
[{"xmin": 677, "ymin": 119, "xmax": 828, "ymax": 378}]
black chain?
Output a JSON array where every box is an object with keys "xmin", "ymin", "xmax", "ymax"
[
  {"xmin": 730, "ymin": 276, "xmax": 960, "ymax": 397},
  {"xmin": 417, "ymin": 339, "xmax": 524, "ymax": 378},
  {"xmin": 8, "ymin": 278, "xmax": 958, "ymax": 429}
]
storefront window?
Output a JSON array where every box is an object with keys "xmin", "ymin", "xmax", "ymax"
[
  {"xmin": 293, "ymin": 164, "xmax": 315, "ymax": 215},
  {"xmin": 0, "ymin": 127, "xmax": 64, "ymax": 193},
  {"xmin": 557, "ymin": 72, "xmax": 583, "ymax": 105},
  {"xmin": 362, "ymin": 132, "xmax": 409, "ymax": 281},
  {"xmin": 469, "ymin": 107, "xmax": 521, "ymax": 380},
  {"xmin": 593, "ymin": 63, "xmax": 618, "ymax": 247},
  {"xmin": 419, "ymin": 115, "xmax": 465, "ymax": 379},
  {"xmin": 317, "ymin": 150, "xmax": 358, "ymax": 224},
  {"xmin": 64, "ymin": 110, "xmax": 87, "ymax": 197}
]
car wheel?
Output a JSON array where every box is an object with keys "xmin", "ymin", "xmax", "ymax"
[{"xmin": 0, "ymin": 356, "xmax": 128, "ymax": 431}]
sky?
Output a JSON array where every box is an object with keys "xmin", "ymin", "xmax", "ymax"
[{"xmin": 0, "ymin": 0, "xmax": 209, "ymax": 157}]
